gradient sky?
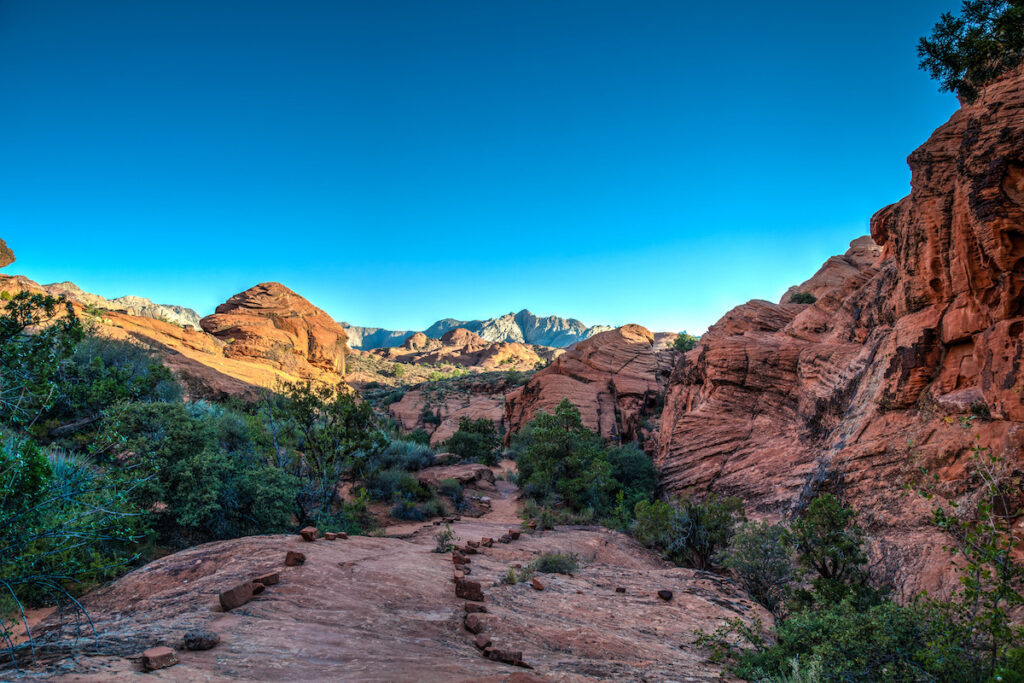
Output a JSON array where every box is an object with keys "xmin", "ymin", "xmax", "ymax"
[{"xmin": 0, "ymin": 1, "xmax": 959, "ymax": 333}]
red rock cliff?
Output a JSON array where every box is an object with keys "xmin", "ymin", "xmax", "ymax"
[{"xmin": 657, "ymin": 69, "xmax": 1024, "ymax": 596}]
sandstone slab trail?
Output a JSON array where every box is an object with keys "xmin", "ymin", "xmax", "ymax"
[{"xmin": 32, "ymin": 475, "xmax": 766, "ymax": 681}]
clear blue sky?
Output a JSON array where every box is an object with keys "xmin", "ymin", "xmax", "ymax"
[{"xmin": 0, "ymin": 1, "xmax": 958, "ymax": 333}]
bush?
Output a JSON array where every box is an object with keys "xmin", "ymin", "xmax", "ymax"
[
  {"xmin": 433, "ymin": 523, "xmax": 457, "ymax": 553},
  {"xmin": 919, "ymin": 0, "xmax": 1024, "ymax": 102},
  {"xmin": 673, "ymin": 332, "xmax": 699, "ymax": 352},
  {"xmin": 528, "ymin": 551, "xmax": 579, "ymax": 574},
  {"xmin": 390, "ymin": 496, "xmax": 446, "ymax": 521},
  {"xmin": 444, "ymin": 417, "xmax": 501, "ymax": 465},
  {"xmin": 720, "ymin": 521, "xmax": 792, "ymax": 617},
  {"xmin": 439, "ymin": 477, "xmax": 467, "ymax": 511},
  {"xmin": 790, "ymin": 292, "xmax": 817, "ymax": 304},
  {"xmin": 407, "ymin": 429, "xmax": 431, "ymax": 446},
  {"xmin": 631, "ymin": 493, "xmax": 745, "ymax": 570},
  {"xmin": 368, "ymin": 438, "xmax": 435, "ymax": 473},
  {"xmin": 364, "ymin": 467, "xmax": 431, "ymax": 503},
  {"xmin": 113, "ymin": 402, "xmax": 299, "ymax": 548}
]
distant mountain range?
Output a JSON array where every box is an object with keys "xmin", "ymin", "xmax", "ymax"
[
  {"xmin": 342, "ymin": 309, "xmax": 614, "ymax": 350},
  {"xmin": 43, "ymin": 281, "xmax": 202, "ymax": 328}
]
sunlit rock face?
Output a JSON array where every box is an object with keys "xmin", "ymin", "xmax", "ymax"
[{"xmin": 658, "ymin": 67, "xmax": 1024, "ymax": 598}]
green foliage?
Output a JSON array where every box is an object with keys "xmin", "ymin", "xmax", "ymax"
[
  {"xmin": 407, "ymin": 429, "xmax": 431, "ymax": 446},
  {"xmin": 720, "ymin": 521, "xmax": 792, "ymax": 617},
  {"xmin": 785, "ymin": 493, "xmax": 879, "ymax": 610},
  {"xmin": 514, "ymin": 399, "xmax": 656, "ymax": 523},
  {"xmin": 632, "ymin": 493, "xmax": 745, "ymax": 570},
  {"xmin": 391, "ymin": 363, "xmax": 406, "ymax": 378},
  {"xmin": 439, "ymin": 477, "xmax": 467, "ymax": 511},
  {"xmin": 919, "ymin": 0, "xmax": 1024, "ymax": 102},
  {"xmin": 433, "ymin": 523, "xmax": 457, "ymax": 553},
  {"xmin": 444, "ymin": 417, "xmax": 501, "ymax": 465},
  {"xmin": 501, "ymin": 565, "xmax": 534, "ymax": 585},
  {"xmin": 528, "ymin": 551, "xmax": 578, "ymax": 574},
  {"xmin": 390, "ymin": 496, "xmax": 445, "ymax": 521},
  {"xmin": 790, "ymin": 292, "xmax": 817, "ymax": 304},
  {"xmin": 112, "ymin": 402, "xmax": 299, "ymax": 549},
  {"xmin": 364, "ymin": 467, "xmax": 431, "ymax": 503},
  {"xmin": 673, "ymin": 331, "xmax": 699, "ymax": 352}
]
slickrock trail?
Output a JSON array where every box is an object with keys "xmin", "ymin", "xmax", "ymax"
[{"xmin": 34, "ymin": 469, "xmax": 767, "ymax": 682}]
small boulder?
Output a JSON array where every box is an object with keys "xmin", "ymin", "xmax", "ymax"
[
  {"xmin": 142, "ymin": 646, "xmax": 178, "ymax": 671},
  {"xmin": 299, "ymin": 526, "xmax": 318, "ymax": 542},
  {"xmin": 658, "ymin": 589, "xmax": 673, "ymax": 601},
  {"xmin": 466, "ymin": 540, "xmax": 479, "ymax": 548},
  {"xmin": 324, "ymin": 532, "xmax": 337, "ymax": 540},
  {"xmin": 464, "ymin": 601, "xmax": 487, "ymax": 613},
  {"xmin": 530, "ymin": 578, "xmax": 544, "ymax": 591},
  {"xmin": 452, "ymin": 554, "xmax": 470, "ymax": 566},
  {"xmin": 455, "ymin": 578, "xmax": 484, "ymax": 602},
  {"xmin": 454, "ymin": 570, "xmax": 466, "ymax": 581},
  {"xmin": 183, "ymin": 628, "xmax": 220, "ymax": 651},
  {"xmin": 462, "ymin": 546, "xmax": 478, "ymax": 555},
  {"xmin": 285, "ymin": 550, "xmax": 306, "ymax": 566},
  {"xmin": 254, "ymin": 571, "xmax": 279, "ymax": 586},
  {"xmin": 615, "ymin": 586, "xmax": 626, "ymax": 593},
  {"xmin": 474, "ymin": 633, "xmax": 492, "ymax": 650},
  {"xmin": 481, "ymin": 537, "xmax": 493, "ymax": 547},
  {"xmin": 251, "ymin": 582, "xmax": 266, "ymax": 595},
  {"xmin": 219, "ymin": 582, "xmax": 254, "ymax": 611},
  {"xmin": 485, "ymin": 647, "xmax": 525, "ymax": 666},
  {"xmin": 508, "ymin": 530, "xmax": 521, "ymax": 540},
  {"xmin": 464, "ymin": 612, "xmax": 485, "ymax": 634},
  {"xmin": 337, "ymin": 531, "xmax": 349, "ymax": 539}
]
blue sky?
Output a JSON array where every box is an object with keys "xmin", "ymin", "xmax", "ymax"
[{"xmin": 0, "ymin": 1, "xmax": 958, "ymax": 333}]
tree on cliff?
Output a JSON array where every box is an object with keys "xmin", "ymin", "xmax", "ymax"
[{"xmin": 919, "ymin": 0, "xmax": 1024, "ymax": 102}]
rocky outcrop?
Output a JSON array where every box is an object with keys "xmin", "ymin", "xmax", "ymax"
[
  {"xmin": 344, "ymin": 309, "xmax": 614, "ymax": 349},
  {"xmin": 42, "ymin": 282, "xmax": 202, "ymax": 329},
  {"xmin": 201, "ymin": 282, "xmax": 349, "ymax": 377},
  {"xmin": 389, "ymin": 377, "xmax": 513, "ymax": 446},
  {"xmin": 0, "ymin": 239, "xmax": 14, "ymax": 268},
  {"xmin": 372, "ymin": 327, "xmax": 548, "ymax": 372},
  {"xmin": 505, "ymin": 325, "xmax": 674, "ymax": 444},
  {"xmin": 657, "ymin": 68, "xmax": 1024, "ymax": 597}
]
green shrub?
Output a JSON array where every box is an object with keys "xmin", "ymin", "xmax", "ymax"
[
  {"xmin": 391, "ymin": 496, "xmax": 446, "ymax": 521},
  {"xmin": 673, "ymin": 332, "xmax": 699, "ymax": 352},
  {"xmin": 720, "ymin": 521, "xmax": 792, "ymax": 617},
  {"xmin": 631, "ymin": 493, "xmax": 745, "ymax": 570},
  {"xmin": 790, "ymin": 292, "xmax": 817, "ymax": 304},
  {"xmin": 439, "ymin": 477, "xmax": 467, "ymax": 511},
  {"xmin": 919, "ymin": 0, "xmax": 1024, "ymax": 102},
  {"xmin": 528, "ymin": 551, "xmax": 578, "ymax": 574},
  {"xmin": 433, "ymin": 523, "xmax": 457, "ymax": 553},
  {"xmin": 391, "ymin": 364, "xmax": 405, "ymax": 378},
  {"xmin": 364, "ymin": 467, "xmax": 431, "ymax": 503},
  {"xmin": 407, "ymin": 429, "xmax": 431, "ymax": 446},
  {"xmin": 444, "ymin": 417, "xmax": 501, "ymax": 465}
]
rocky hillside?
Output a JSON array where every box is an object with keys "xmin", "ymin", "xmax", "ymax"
[
  {"xmin": 505, "ymin": 325, "xmax": 675, "ymax": 450},
  {"xmin": 42, "ymin": 281, "xmax": 201, "ymax": 329},
  {"xmin": 31, "ymin": 473, "xmax": 767, "ymax": 681},
  {"xmin": 657, "ymin": 68, "xmax": 1024, "ymax": 597},
  {"xmin": 371, "ymin": 328, "xmax": 557, "ymax": 372},
  {"xmin": 343, "ymin": 309, "xmax": 613, "ymax": 350}
]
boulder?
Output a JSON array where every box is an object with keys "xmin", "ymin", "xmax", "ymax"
[
  {"xmin": 657, "ymin": 590, "xmax": 673, "ymax": 602},
  {"xmin": 254, "ymin": 572, "xmax": 279, "ymax": 586},
  {"xmin": 285, "ymin": 550, "xmax": 306, "ymax": 566},
  {"xmin": 464, "ymin": 601, "xmax": 487, "ymax": 613},
  {"xmin": 183, "ymin": 628, "xmax": 220, "ymax": 651},
  {"xmin": 474, "ymin": 633, "xmax": 492, "ymax": 650},
  {"xmin": 455, "ymin": 579, "xmax": 484, "ymax": 602},
  {"xmin": 530, "ymin": 578, "xmax": 545, "ymax": 591},
  {"xmin": 299, "ymin": 526, "xmax": 319, "ymax": 542},
  {"xmin": 464, "ymin": 612, "xmax": 485, "ymax": 634}
]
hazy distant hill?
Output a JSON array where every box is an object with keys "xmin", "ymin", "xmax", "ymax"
[{"xmin": 342, "ymin": 309, "xmax": 612, "ymax": 350}]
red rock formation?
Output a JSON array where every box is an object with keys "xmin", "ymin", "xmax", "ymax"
[
  {"xmin": 201, "ymin": 282, "xmax": 349, "ymax": 377},
  {"xmin": 372, "ymin": 327, "xmax": 547, "ymax": 371},
  {"xmin": 504, "ymin": 325, "xmax": 673, "ymax": 443},
  {"xmin": 657, "ymin": 68, "xmax": 1024, "ymax": 596}
]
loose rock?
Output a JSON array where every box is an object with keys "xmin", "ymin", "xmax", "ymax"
[
  {"xmin": 474, "ymin": 633, "xmax": 492, "ymax": 650},
  {"xmin": 183, "ymin": 628, "xmax": 220, "ymax": 651},
  {"xmin": 219, "ymin": 581, "xmax": 254, "ymax": 611},
  {"xmin": 299, "ymin": 526, "xmax": 319, "ymax": 542},
  {"xmin": 252, "ymin": 582, "xmax": 266, "ymax": 595},
  {"xmin": 285, "ymin": 550, "xmax": 306, "ymax": 566},
  {"xmin": 657, "ymin": 590, "xmax": 673, "ymax": 602},
  {"xmin": 254, "ymin": 571, "xmax": 279, "ymax": 586},
  {"xmin": 142, "ymin": 646, "xmax": 178, "ymax": 671},
  {"xmin": 464, "ymin": 612, "xmax": 485, "ymax": 634},
  {"xmin": 324, "ymin": 532, "xmax": 337, "ymax": 540},
  {"xmin": 455, "ymin": 579, "xmax": 484, "ymax": 602},
  {"xmin": 530, "ymin": 578, "xmax": 545, "ymax": 591},
  {"xmin": 464, "ymin": 601, "xmax": 487, "ymax": 613}
]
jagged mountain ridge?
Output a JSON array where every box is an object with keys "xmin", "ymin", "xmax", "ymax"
[
  {"xmin": 42, "ymin": 281, "xmax": 202, "ymax": 329},
  {"xmin": 343, "ymin": 308, "xmax": 614, "ymax": 349}
]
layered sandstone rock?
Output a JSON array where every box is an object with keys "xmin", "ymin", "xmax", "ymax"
[
  {"xmin": 658, "ymin": 68, "xmax": 1024, "ymax": 597},
  {"xmin": 372, "ymin": 327, "xmax": 548, "ymax": 372},
  {"xmin": 389, "ymin": 377, "xmax": 512, "ymax": 446},
  {"xmin": 505, "ymin": 325, "xmax": 674, "ymax": 444},
  {"xmin": 201, "ymin": 282, "xmax": 349, "ymax": 377}
]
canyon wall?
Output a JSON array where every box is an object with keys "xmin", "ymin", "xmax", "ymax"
[{"xmin": 657, "ymin": 69, "xmax": 1024, "ymax": 596}]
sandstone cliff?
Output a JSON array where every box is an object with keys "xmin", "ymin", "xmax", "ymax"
[
  {"xmin": 657, "ymin": 68, "xmax": 1024, "ymax": 596},
  {"xmin": 504, "ymin": 325, "xmax": 674, "ymax": 447},
  {"xmin": 371, "ymin": 327, "xmax": 552, "ymax": 372}
]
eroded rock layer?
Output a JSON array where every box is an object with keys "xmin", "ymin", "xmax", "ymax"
[{"xmin": 657, "ymin": 69, "xmax": 1024, "ymax": 596}]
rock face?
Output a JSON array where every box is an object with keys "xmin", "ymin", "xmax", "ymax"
[
  {"xmin": 42, "ymin": 282, "xmax": 202, "ymax": 329},
  {"xmin": 201, "ymin": 282, "xmax": 349, "ymax": 377},
  {"xmin": 657, "ymin": 69, "xmax": 1024, "ymax": 597},
  {"xmin": 340, "ymin": 324, "xmax": 416, "ymax": 350},
  {"xmin": 389, "ymin": 377, "xmax": 513, "ymax": 446},
  {"xmin": 0, "ymin": 239, "xmax": 14, "ymax": 268},
  {"xmin": 372, "ymin": 327, "xmax": 548, "ymax": 372},
  {"xmin": 505, "ymin": 325, "xmax": 674, "ymax": 445}
]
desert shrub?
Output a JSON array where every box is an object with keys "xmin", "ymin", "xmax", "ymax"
[
  {"xmin": 673, "ymin": 331, "xmax": 699, "ymax": 352},
  {"xmin": 501, "ymin": 565, "xmax": 534, "ymax": 585},
  {"xmin": 364, "ymin": 467, "xmax": 431, "ymax": 503},
  {"xmin": 390, "ymin": 496, "xmax": 446, "ymax": 521},
  {"xmin": 433, "ymin": 523, "xmax": 457, "ymax": 553},
  {"xmin": 720, "ymin": 521, "xmax": 792, "ymax": 616},
  {"xmin": 439, "ymin": 477, "xmax": 467, "ymax": 511},
  {"xmin": 112, "ymin": 402, "xmax": 299, "ymax": 548},
  {"xmin": 420, "ymin": 407, "xmax": 442, "ymax": 426},
  {"xmin": 790, "ymin": 292, "xmax": 817, "ymax": 304},
  {"xmin": 407, "ymin": 429, "xmax": 431, "ymax": 446},
  {"xmin": 606, "ymin": 442, "xmax": 658, "ymax": 514},
  {"xmin": 0, "ymin": 433, "xmax": 142, "ymax": 664},
  {"xmin": 919, "ymin": 0, "xmax": 1024, "ymax": 102},
  {"xmin": 528, "ymin": 551, "xmax": 578, "ymax": 574},
  {"xmin": 391, "ymin": 364, "xmax": 405, "ymax": 378},
  {"xmin": 631, "ymin": 493, "xmax": 745, "ymax": 570},
  {"xmin": 369, "ymin": 438, "xmax": 434, "ymax": 473},
  {"xmin": 444, "ymin": 417, "xmax": 501, "ymax": 465}
]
